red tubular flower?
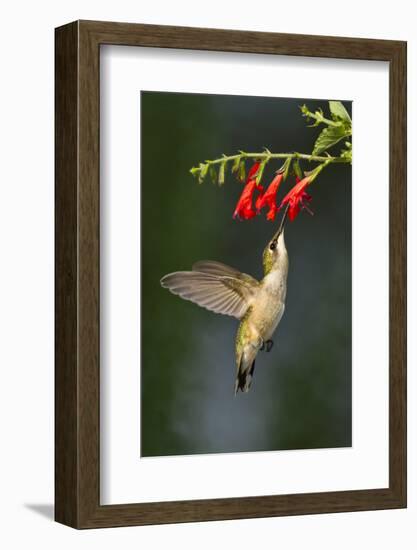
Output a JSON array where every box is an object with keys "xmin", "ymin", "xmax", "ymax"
[
  {"xmin": 255, "ymin": 172, "xmax": 283, "ymax": 221},
  {"xmin": 279, "ymin": 175, "xmax": 313, "ymax": 221},
  {"xmin": 233, "ymin": 162, "xmax": 263, "ymax": 220},
  {"xmin": 233, "ymin": 179, "xmax": 263, "ymax": 220}
]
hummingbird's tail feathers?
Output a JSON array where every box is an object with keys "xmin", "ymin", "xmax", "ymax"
[
  {"xmin": 234, "ymin": 359, "xmax": 255, "ymax": 395},
  {"xmin": 160, "ymin": 270, "xmax": 255, "ymax": 320}
]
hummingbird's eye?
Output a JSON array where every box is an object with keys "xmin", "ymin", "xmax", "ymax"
[{"xmin": 269, "ymin": 242, "xmax": 276, "ymax": 251}]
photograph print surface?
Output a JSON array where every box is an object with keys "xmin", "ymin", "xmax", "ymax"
[{"xmin": 140, "ymin": 91, "xmax": 352, "ymax": 458}]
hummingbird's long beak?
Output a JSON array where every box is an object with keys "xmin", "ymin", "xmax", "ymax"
[{"xmin": 272, "ymin": 203, "xmax": 290, "ymax": 243}]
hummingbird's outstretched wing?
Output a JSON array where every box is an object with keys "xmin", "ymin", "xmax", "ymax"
[
  {"xmin": 191, "ymin": 260, "xmax": 259, "ymax": 287},
  {"xmin": 160, "ymin": 262, "xmax": 259, "ymax": 320}
]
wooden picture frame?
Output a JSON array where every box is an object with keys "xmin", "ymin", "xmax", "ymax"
[{"xmin": 55, "ymin": 20, "xmax": 407, "ymax": 529}]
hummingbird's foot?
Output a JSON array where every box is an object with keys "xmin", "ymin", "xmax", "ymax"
[
  {"xmin": 259, "ymin": 340, "xmax": 265, "ymax": 351},
  {"xmin": 266, "ymin": 340, "xmax": 274, "ymax": 352}
]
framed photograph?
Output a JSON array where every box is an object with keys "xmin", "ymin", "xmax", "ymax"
[{"xmin": 55, "ymin": 20, "xmax": 406, "ymax": 528}]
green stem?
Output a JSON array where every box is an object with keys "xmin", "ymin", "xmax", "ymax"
[
  {"xmin": 203, "ymin": 151, "xmax": 350, "ymax": 166},
  {"xmin": 308, "ymin": 157, "xmax": 335, "ymax": 182},
  {"xmin": 301, "ymin": 105, "xmax": 341, "ymax": 128}
]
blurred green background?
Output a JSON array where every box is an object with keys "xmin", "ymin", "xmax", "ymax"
[{"xmin": 140, "ymin": 92, "xmax": 352, "ymax": 457}]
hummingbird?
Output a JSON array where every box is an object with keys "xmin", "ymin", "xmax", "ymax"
[{"xmin": 160, "ymin": 208, "xmax": 289, "ymax": 394}]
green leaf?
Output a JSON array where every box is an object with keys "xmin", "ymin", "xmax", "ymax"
[
  {"xmin": 198, "ymin": 163, "xmax": 209, "ymax": 184},
  {"xmin": 329, "ymin": 101, "xmax": 351, "ymax": 124},
  {"xmin": 190, "ymin": 166, "xmax": 200, "ymax": 178},
  {"xmin": 282, "ymin": 157, "xmax": 292, "ymax": 181},
  {"xmin": 238, "ymin": 158, "xmax": 246, "ymax": 182},
  {"xmin": 209, "ymin": 164, "xmax": 217, "ymax": 184},
  {"xmin": 293, "ymin": 159, "xmax": 303, "ymax": 179},
  {"xmin": 340, "ymin": 148, "xmax": 352, "ymax": 163},
  {"xmin": 300, "ymin": 104, "xmax": 324, "ymax": 127},
  {"xmin": 218, "ymin": 161, "xmax": 226, "ymax": 185},
  {"xmin": 256, "ymin": 159, "xmax": 268, "ymax": 185},
  {"xmin": 231, "ymin": 155, "xmax": 241, "ymax": 175},
  {"xmin": 313, "ymin": 125, "xmax": 351, "ymax": 155}
]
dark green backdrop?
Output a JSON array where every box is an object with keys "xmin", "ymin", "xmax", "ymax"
[{"xmin": 140, "ymin": 92, "xmax": 352, "ymax": 457}]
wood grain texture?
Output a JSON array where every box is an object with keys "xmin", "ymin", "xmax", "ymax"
[
  {"xmin": 55, "ymin": 21, "xmax": 79, "ymax": 527},
  {"xmin": 55, "ymin": 20, "xmax": 407, "ymax": 529},
  {"xmin": 388, "ymin": 41, "xmax": 407, "ymax": 504}
]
